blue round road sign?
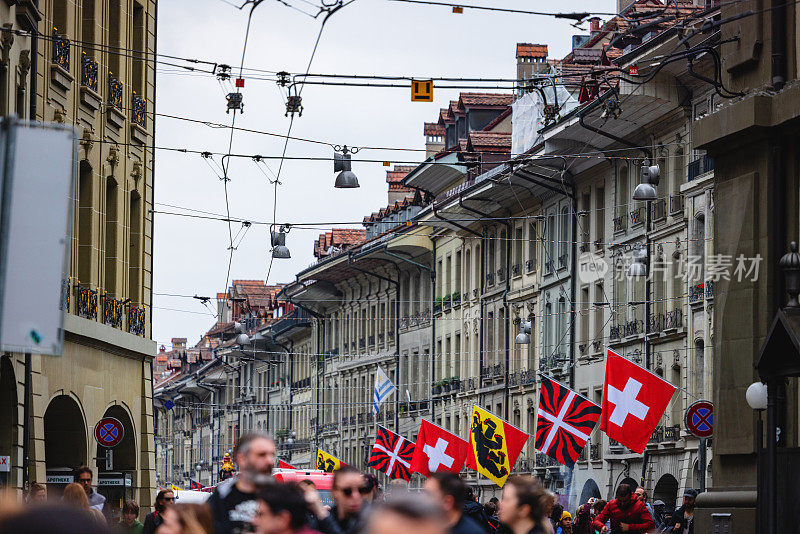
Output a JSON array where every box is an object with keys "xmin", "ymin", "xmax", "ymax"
[
  {"xmin": 685, "ymin": 400, "xmax": 713, "ymax": 439},
  {"xmin": 94, "ymin": 417, "xmax": 124, "ymax": 448}
]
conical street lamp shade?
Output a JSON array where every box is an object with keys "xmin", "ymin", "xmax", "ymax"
[
  {"xmin": 335, "ymin": 170, "xmax": 359, "ymax": 188},
  {"xmin": 515, "ymin": 332, "xmax": 531, "ymax": 344},
  {"xmin": 633, "ymin": 182, "xmax": 657, "ymax": 201},
  {"xmin": 628, "ymin": 248, "xmax": 648, "ymax": 277},
  {"xmin": 272, "ymin": 245, "xmax": 291, "ymax": 259}
]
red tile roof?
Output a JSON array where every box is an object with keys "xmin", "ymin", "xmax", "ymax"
[
  {"xmin": 424, "ymin": 122, "xmax": 445, "ymax": 136},
  {"xmin": 516, "ymin": 43, "xmax": 548, "ymax": 59},
  {"xmin": 363, "ymin": 191, "xmax": 425, "ymax": 225},
  {"xmin": 387, "ymin": 165, "xmax": 416, "ymax": 191},
  {"xmin": 458, "ymin": 93, "xmax": 513, "ymax": 108},
  {"xmin": 467, "ymin": 131, "xmax": 512, "ymax": 151},
  {"xmin": 314, "ymin": 229, "xmax": 366, "ymax": 258}
]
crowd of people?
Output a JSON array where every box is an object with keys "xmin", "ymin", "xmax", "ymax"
[{"xmin": 0, "ymin": 432, "xmax": 697, "ymax": 534}]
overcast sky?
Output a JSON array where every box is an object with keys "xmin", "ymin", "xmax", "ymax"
[{"xmin": 152, "ymin": 0, "xmax": 616, "ymax": 349}]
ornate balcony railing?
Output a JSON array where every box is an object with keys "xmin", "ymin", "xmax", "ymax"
[
  {"xmin": 558, "ymin": 254, "xmax": 568, "ymax": 269},
  {"xmin": 102, "ymin": 294, "xmax": 124, "ymax": 328},
  {"xmin": 368, "ymin": 335, "xmax": 375, "ymax": 346},
  {"xmin": 653, "ymin": 198, "xmax": 666, "ymax": 221},
  {"xmin": 688, "ymin": 155, "xmax": 714, "ymax": 180},
  {"xmin": 480, "ymin": 363, "xmax": 504, "ymax": 380},
  {"xmin": 443, "ymin": 294, "xmax": 451, "ymax": 311},
  {"xmin": 577, "ymin": 446, "xmax": 588, "ymax": 462},
  {"xmin": 452, "ymin": 293, "xmax": 461, "ymax": 307},
  {"xmin": 610, "ymin": 324, "xmax": 622, "ymax": 340},
  {"xmin": 650, "ymin": 424, "xmax": 681, "ymax": 443},
  {"xmin": 670, "ymin": 194, "xmax": 684, "ymax": 215},
  {"xmin": 525, "ymin": 259, "xmax": 536, "ymax": 272},
  {"xmin": 60, "ymin": 279, "xmax": 71, "ymax": 311},
  {"xmin": 486, "ymin": 272, "xmax": 495, "ymax": 286},
  {"xmin": 512, "ymin": 263, "xmax": 521, "ymax": 277},
  {"xmin": 624, "ymin": 319, "xmax": 644, "ymax": 337},
  {"xmin": 630, "ymin": 206, "xmax": 645, "ymax": 227},
  {"xmin": 497, "ymin": 268, "xmax": 506, "ymax": 282},
  {"xmin": 128, "ymin": 304, "xmax": 146, "ymax": 335},
  {"xmin": 689, "ymin": 283, "xmax": 705, "ymax": 304},
  {"xmin": 291, "ymin": 377, "xmax": 311, "ymax": 390},
  {"xmin": 705, "ymin": 280, "xmax": 714, "ymax": 300},
  {"xmin": 131, "ymin": 92, "xmax": 146, "ymax": 127},
  {"xmin": 434, "ymin": 301, "xmax": 442, "ymax": 315},
  {"xmin": 508, "ymin": 369, "xmax": 537, "ymax": 387},
  {"xmin": 76, "ymin": 285, "xmax": 98, "ymax": 320},
  {"xmin": 52, "ymin": 30, "xmax": 70, "ymax": 70},
  {"xmin": 107, "ymin": 73, "xmax": 123, "ymax": 111},
  {"xmin": 590, "ymin": 443, "xmax": 602, "ymax": 460},
  {"xmin": 81, "ymin": 53, "xmax": 98, "ymax": 91},
  {"xmin": 535, "ymin": 452, "xmax": 558, "ymax": 468},
  {"xmin": 457, "ymin": 377, "xmax": 480, "ymax": 393},
  {"xmin": 613, "ymin": 214, "xmax": 627, "ymax": 233},
  {"xmin": 472, "ymin": 288, "xmax": 479, "ymax": 299},
  {"xmin": 545, "ymin": 259, "xmax": 554, "ymax": 273},
  {"xmin": 666, "ymin": 308, "xmax": 683, "ymax": 329},
  {"xmin": 400, "ymin": 315, "xmax": 409, "ymax": 330}
]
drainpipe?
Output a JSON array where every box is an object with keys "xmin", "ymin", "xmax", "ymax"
[
  {"xmin": 771, "ymin": 0, "xmax": 786, "ymax": 90},
  {"xmin": 569, "ymin": 181, "xmax": 578, "ymax": 389},
  {"xmin": 459, "ymin": 195, "xmax": 511, "ymax": 417},
  {"xmin": 431, "ymin": 239, "xmax": 437, "ymax": 421},
  {"xmin": 29, "ymin": 1, "xmax": 38, "ymax": 120},
  {"xmin": 22, "ymin": 352, "xmax": 31, "ymax": 490}
]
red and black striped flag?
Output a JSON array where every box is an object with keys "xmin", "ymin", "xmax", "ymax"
[
  {"xmin": 368, "ymin": 425, "xmax": 415, "ymax": 481},
  {"xmin": 535, "ymin": 377, "xmax": 601, "ymax": 466}
]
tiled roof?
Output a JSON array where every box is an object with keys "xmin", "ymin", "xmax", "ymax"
[
  {"xmin": 438, "ymin": 108, "xmax": 451, "ymax": 124},
  {"xmin": 467, "ymin": 131, "xmax": 512, "ymax": 151},
  {"xmin": 386, "ymin": 165, "xmax": 416, "ymax": 191},
  {"xmin": 228, "ymin": 280, "xmax": 285, "ymax": 308},
  {"xmin": 314, "ymin": 228, "xmax": 366, "ymax": 258},
  {"xmin": 424, "ymin": 122, "xmax": 445, "ymax": 136},
  {"xmin": 206, "ymin": 321, "xmax": 233, "ymax": 336},
  {"xmin": 516, "ymin": 43, "xmax": 548, "ymax": 58},
  {"xmin": 363, "ymin": 191, "xmax": 424, "ymax": 224},
  {"xmin": 458, "ymin": 93, "xmax": 513, "ymax": 108}
]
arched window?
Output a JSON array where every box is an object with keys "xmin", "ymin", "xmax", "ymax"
[{"xmin": 77, "ymin": 162, "xmax": 94, "ymax": 285}]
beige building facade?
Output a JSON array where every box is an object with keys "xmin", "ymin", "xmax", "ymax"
[{"xmin": 0, "ymin": 0, "xmax": 157, "ymax": 518}]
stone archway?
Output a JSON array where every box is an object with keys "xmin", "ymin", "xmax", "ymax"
[
  {"xmin": 579, "ymin": 478, "xmax": 601, "ymax": 505},
  {"xmin": 653, "ymin": 473, "xmax": 679, "ymax": 511},
  {"xmin": 44, "ymin": 395, "xmax": 88, "ymax": 492},
  {"xmin": 95, "ymin": 404, "xmax": 137, "ymax": 521},
  {"xmin": 0, "ymin": 357, "xmax": 18, "ymax": 488}
]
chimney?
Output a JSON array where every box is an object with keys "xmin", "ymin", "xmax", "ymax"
[{"xmin": 589, "ymin": 17, "xmax": 601, "ymax": 32}]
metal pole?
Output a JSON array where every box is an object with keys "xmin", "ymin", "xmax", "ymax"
[
  {"xmin": 698, "ymin": 438, "xmax": 706, "ymax": 492},
  {"xmin": 22, "ymin": 352, "xmax": 31, "ymax": 490},
  {"xmin": 766, "ymin": 379, "xmax": 778, "ymax": 534}
]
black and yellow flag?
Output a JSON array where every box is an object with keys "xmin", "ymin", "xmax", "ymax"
[
  {"xmin": 467, "ymin": 405, "xmax": 529, "ymax": 487},
  {"xmin": 316, "ymin": 448, "xmax": 343, "ymax": 473}
]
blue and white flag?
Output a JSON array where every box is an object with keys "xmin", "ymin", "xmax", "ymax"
[{"xmin": 373, "ymin": 365, "xmax": 396, "ymax": 416}]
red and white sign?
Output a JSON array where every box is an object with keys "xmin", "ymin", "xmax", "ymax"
[
  {"xmin": 685, "ymin": 400, "xmax": 713, "ymax": 439},
  {"xmin": 410, "ymin": 419, "xmax": 468, "ymax": 477},
  {"xmin": 0, "ymin": 456, "xmax": 9, "ymax": 472},
  {"xmin": 601, "ymin": 350, "xmax": 676, "ymax": 454},
  {"xmin": 94, "ymin": 417, "xmax": 125, "ymax": 448}
]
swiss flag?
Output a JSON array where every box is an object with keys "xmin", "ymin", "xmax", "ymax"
[
  {"xmin": 601, "ymin": 350, "xmax": 677, "ymax": 454},
  {"xmin": 410, "ymin": 419, "xmax": 469, "ymax": 477}
]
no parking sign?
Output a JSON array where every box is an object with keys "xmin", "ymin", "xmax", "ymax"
[
  {"xmin": 685, "ymin": 400, "xmax": 713, "ymax": 439},
  {"xmin": 94, "ymin": 417, "xmax": 124, "ymax": 448}
]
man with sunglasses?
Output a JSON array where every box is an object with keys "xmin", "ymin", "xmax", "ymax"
[
  {"xmin": 143, "ymin": 489, "xmax": 175, "ymax": 534},
  {"xmin": 327, "ymin": 466, "xmax": 370, "ymax": 534}
]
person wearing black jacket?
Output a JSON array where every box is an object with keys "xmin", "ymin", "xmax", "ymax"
[
  {"xmin": 424, "ymin": 473, "xmax": 485, "ymax": 534},
  {"xmin": 670, "ymin": 489, "xmax": 697, "ymax": 534},
  {"xmin": 142, "ymin": 489, "xmax": 174, "ymax": 534},
  {"xmin": 462, "ymin": 486, "xmax": 492, "ymax": 534}
]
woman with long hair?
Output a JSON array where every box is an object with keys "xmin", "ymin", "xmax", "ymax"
[
  {"xmin": 156, "ymin": 503, "xmax": 213, "ymax": 534},
  {"xmin": 497, "ymin": 476, "xmax": 550, "ymax": 534},
  {"xmin": 61, "ymin": 483, "xmax": 106, "ymax": 524},
  {"xmin": 144, "ymin": 489, "xmax": 175, "ymax": 534}
]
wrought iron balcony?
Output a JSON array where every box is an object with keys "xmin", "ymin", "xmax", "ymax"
[
  {"xmin": 610, "ymin": 324, "xmax": 622, "ymax": 340},
  {"xmin": 535, "ymin": 452, "xmax": 558, "ymax": 468},
  {"xmin": 508, "ymin": 369, "xmax": 537, "ymax": 387},
  {"xmin": 480, "ymin": 363, "xmax": 504, "ymax": 380},
  {"xmin": 107, "ymin": 73, "xmax": 123, "ymax": 111},
  {"xmin": 577, "ymin": 446, "xmax": 588, "ymax": 462},
  {"xmin": 76, "ymin": 285, "xmax": 98, "ymax": 320},
  {"xmin": 545, "ymin": 259, "xmax": 554, "ymax": 273},
  {"xmin": 291, "ymin": 377, "xmax": 311, "ymax": 390},
  {"xmin": 102, "ymin": 294, "xmax": 124, "ymax": 329},
  {"xmin": 653, "ymin": 198, "xmax": 666, "ymax": 221},
  {"xmin": 81, "ymin": 53, "xmax": 98, "ymax": 91},
  {"xmin": 705, "ymin": 280, "xmax": 714, "ymax": 300},
  {"xmin": 613, "ymin": 214, "xmax": 627, "ymax": 233},
  {"xmin": 434, "ymin": 301, "xmax": 442, "ymax": 315},
  {"xmin": 473, "ymin": 288, "xmax": 479, "ymax": 299},
  {"xmin": 443, "ymin": 295, "xmax": 451, "ymax": 311},
  {"xmin": 630, "ymin": 206, "xmax": 645, "ymax": 227},
  {"xmin": 592, "ymin": 340, "xmax": 603, "ymax": 352},
  {"xmin": 368, "ymin": 335, "xmax": 375, "ymax": 346},
  {"xmin": 688, "ymin": 155, "xmax": 714, "ymax": 180},
  {"xmin": 497, "ymin": 268, "xmax": 506, "ymax": 282},
  {"xmin": 689, "ymin": 283, "xmax": 705, "ymax": 304},
  {"xmin": 452, "ymin": 293, "xmax": 461, "ymax": 307},
  {"xmin": 526, "ymin": 259, "xmax": 536, "ymax": 272},
  {"xmin": 590, "ymin": 443, "xmax": 602, "ymax": 460},
  {"xmin": 669, "ymin": 194, "xmax": 684, "ymax": 215},
  {"xmin": 624, "ymin": 319, "xmax": 644, "ymax": 337},
  {"xmin": 52, "ymin": 30, "xmax": 70, "ymax": 70},
  {"xmin": 128, "ymin": 304, "xmax": 145, "ymax": 335},
  {"xmin": 558, "ymin": 254, "xmax": 568, "ymax": 269},
  {"xmin": 666, "ymin": 308, "xmax": 683, "ymax": 329},
  {"xmin": 131, "ymin": 92, "xmax": 146, "ymax": 127},
  {"xmin": 486, "ymin": 272, "xmax": 495, "ymax": 286},
  {"xmin": 512, "ymin": 263, "xmax": 521, "ymax": 277}
]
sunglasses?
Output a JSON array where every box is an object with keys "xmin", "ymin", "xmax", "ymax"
[
  {"xmin": 163, "ymin": 497, "xmax": 176, "ymax": 502},
  {"xmin": 339, "ymin": 486, "xmax": 370, "ymax": 497}
]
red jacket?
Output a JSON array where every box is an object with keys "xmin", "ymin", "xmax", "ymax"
[{"xmin": 592, "ymin": 499, "xmax": 654, "ymax": 534}]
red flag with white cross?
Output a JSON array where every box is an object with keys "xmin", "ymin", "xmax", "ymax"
[
  {"xmin": 601, "ymin": 349, "xmax": 677, "ymax": 454},
  {"xmin": 410, "ymin": 419, "xmax": 469, "ymax": 477}
]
